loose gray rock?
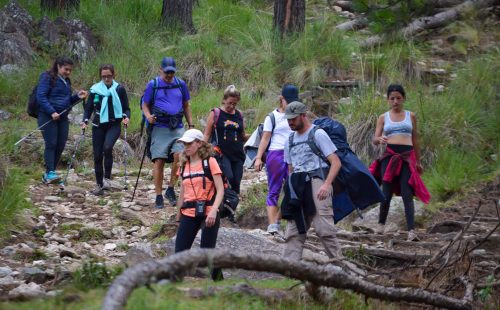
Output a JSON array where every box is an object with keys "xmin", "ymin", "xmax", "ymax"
[
  {"xmin": 0, "ymin": 109, "xmax": 12, "ymax": 120},
  {"xmin": 21, "ymin": 267, "xmax": 48, "ymax": 284},
  {"xmin": 122, "ymin": 247, "xmax": 154, "ymax": 267},
  {"xmin": 59, "ymin": 247, "xmax": 80, "ymax": 259},
  {"xmin": 8, "ymin": 282, "xmax": 46, "ymax": 300},
  {"xmin": 0, "ymin": 266, "xmax": 13, "ymax": 277},
  {"xmin": 0, "ymin": 275, "xmax": 20, "ymax": 290}
]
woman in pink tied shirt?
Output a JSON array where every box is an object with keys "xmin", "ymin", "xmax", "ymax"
[{"xmin": 369, "ymin": 84, "xmax": 430, "ymax": 241}]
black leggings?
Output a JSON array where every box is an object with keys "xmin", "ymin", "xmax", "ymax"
[
  {"xmin": 175, "ymin": 214, "xmax": 222, "ymax": 280},
  {"xmin": 92, "ymin": 122, "xmax": 121, "ymax": 186},
  {"xmin": 378, "ymin": 144, "xmax": 415, "ymax": 231},
  {"xmin": 221, "ymin": 156, "xmax": 244, "ymax": 194}
]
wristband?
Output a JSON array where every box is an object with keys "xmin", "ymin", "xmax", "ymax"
[{"xmin": 188, "ymin": 124, "xmax": 195, "ymax": 128}]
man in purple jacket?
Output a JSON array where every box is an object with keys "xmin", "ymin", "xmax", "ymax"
[{"xmin": 142, "ymin": 57, "xmax": 194, "ymax": 209}]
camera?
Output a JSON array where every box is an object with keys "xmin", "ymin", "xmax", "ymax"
[{"xmin": 195, "ymin": 201, "xmax": 206, "ymax": 217}]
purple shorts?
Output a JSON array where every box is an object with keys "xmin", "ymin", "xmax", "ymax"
[{"xmin": 265, "ymin": 150, "xmax": 288, "ymax": 207}]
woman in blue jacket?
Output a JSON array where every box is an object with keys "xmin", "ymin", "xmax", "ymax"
[{"xmin": 36, "ymin": 56, "xmax": 88, "ymax": 184}]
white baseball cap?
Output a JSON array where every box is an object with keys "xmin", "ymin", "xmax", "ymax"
[{"xmin": 177, "ymin": 129, "xmax": 204, "ymax": 143}]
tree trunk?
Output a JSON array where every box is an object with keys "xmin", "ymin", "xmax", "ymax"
[
  {"xmin": 103, "ymin": 249, "xmax": 474, "ymax": 310},
  {"xmin": 273, "ymin": 0, "xmax": 306, "ymax": 36},
  {"xmin": 361, "ymin": 0, "xmax": 500, "ymax": 47},
  {"xmin": 40, "ymin": 0, "xmax": 79, "ymax": 11},
  {"xmin": 161, "ymin": 0, "xmax": 195, "ymax": 34}
]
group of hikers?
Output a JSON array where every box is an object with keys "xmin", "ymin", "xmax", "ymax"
[{"xmin": 33, "ymin": 55, "xmax": 430, "ymax": 280}]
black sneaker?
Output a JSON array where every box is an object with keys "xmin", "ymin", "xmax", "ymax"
[
  {"xmin": 91, "ymin": 185, "xmax": 104, "ymax": 196},
  {"xmin": 154, "ymin": 195, "xmax": 165, "ymax": 209},
  {"xmin": 164, "ymin": 186, "xmax": 177, "ymax": 206}
]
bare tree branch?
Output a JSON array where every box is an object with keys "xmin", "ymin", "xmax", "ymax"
[
  {"xmin": 103, "ymin": 249, "xmax": 473, "ymax": 310},
  {"xmin": 361, "ymin": 0, "xmax": 500, "ymax": 47},
  {"xmin": 426, "ymin": 201, "xmax": 482, "ymax": 266},
  {"xmin": 336, "ymin": 17, "xmax": 368, "ymax": 31}
]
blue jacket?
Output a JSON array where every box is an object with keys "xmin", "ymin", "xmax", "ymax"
[{"xmin": 36, "ymin": 72, "xmax": 80, "ymax": 115}]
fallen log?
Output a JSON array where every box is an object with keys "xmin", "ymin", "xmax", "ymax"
[
  {"xmin": 103, "ymin": 249, "xmax": 473, "ymax": 310},
  {"xmin": 336, "ymin": 17, "xmax": 368, "ymax": 31},
  {"xmin": 361, "ymin": 0, "xmax": 500, "ymax": 47}
]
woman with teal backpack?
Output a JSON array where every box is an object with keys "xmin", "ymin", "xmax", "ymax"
[{"xmin": 81, "ymin": 64, "xmax": 130, "ymax": 195}]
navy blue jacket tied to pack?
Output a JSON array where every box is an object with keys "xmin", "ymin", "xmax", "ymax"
[
  {"xmin": 311, "ymin": 117, "xmax": 385, "ymax": 223},
  {"xmin": 36, "ymin": 72, "xmax": 80, "ymax": 116},
  {"xmin": 281, "ymin": 172, "xmax": 316, "ymax": 234}
]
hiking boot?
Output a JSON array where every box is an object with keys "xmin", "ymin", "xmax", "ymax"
[
  {"xmin": 267, "ymin": 223, "xmax": 280, "ymax": 234},
  {"xmin": 91, "ymin": 185, "xmax": 104, "ymax": 196},
  {"xmin": 42, "ymin": 171, "xmax": 60, "ymax": 184},
  {"xmin": 407, "ymin": 230, "xmax": 420, "ymax": 242},
  {"xmin": 154, "ymin": 195, "xmax": 165, "ymax": 209},
  {"xmin": 164, "ymin": 187, "xmax": 177, "ymax": 206}
]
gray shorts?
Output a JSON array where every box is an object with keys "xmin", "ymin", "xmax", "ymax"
[{"xmin": 150, "ymin": 126, "xmax": 185, "ymax": 161}]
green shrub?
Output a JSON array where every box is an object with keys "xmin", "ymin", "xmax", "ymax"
[{"xmin": 72, "ymin": 260, "xmax": 123, "ymax": 291}]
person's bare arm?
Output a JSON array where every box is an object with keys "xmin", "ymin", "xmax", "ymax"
[
  {"xmin": 254, "ymin": 131, "xmax": 272, "ymax": 171},
  {"xmin": 372, "ymin": 114, "xmax": 386, "ymax": 145},
  {"xmin": 316, "ymin": 153, "xmax": 341, "ymax": 201},
  {"xmin": 183, "ymin": 100, "xmax": 193, "ymax": 127},
  {"xmin": 203, "ymin": 110, "xmax": 215, "ymax": 142}
]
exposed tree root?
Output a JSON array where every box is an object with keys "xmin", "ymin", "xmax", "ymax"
[{"xmin": 103, "ymin": 249, "xmax": 474, "ymax": 310}]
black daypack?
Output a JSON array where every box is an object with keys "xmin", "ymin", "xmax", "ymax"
[
  {"xmin": 180, "ymin": 156, "xmax": 240, "ymax": 222},
  {"xmin": 140, "ymin": 76, "xmax": 186, "ymax": 162},
  {"xmin": 27, "ymin": 75, "xmax": 56, "ymax": 118}
]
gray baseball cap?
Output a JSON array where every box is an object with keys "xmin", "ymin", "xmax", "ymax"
[{"xmin": 285, "ymin": 101, "xmax": 308, "ymax": 119}]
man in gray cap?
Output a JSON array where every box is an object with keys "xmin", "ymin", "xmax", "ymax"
[{"xmin": 282, "ymin": 101, "xmax": 343, "ymax": 260}]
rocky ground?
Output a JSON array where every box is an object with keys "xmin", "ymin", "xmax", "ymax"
[{"xmin": 0, "ymin": 160, "xmax": 498, "ymax": 306}]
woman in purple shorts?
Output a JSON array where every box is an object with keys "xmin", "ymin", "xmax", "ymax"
[{"xmin": 254, "ymin": 84, "xmax": 297, "ymax": 234}]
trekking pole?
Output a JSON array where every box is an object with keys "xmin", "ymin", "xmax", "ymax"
[
  {"xmin": 131, "ymin": 141, "xmax": 147, "ymax": 202},
  {"xmin": 60, "ymin": 128, "xmax": 85, "ymax": 190},
  {"xmin": 14, "ymin": 98, "xmax": 84, "ymax": 146},
  {"xmin": 122, "ymin": 124, "xmax": 128, "ymax": 190}
]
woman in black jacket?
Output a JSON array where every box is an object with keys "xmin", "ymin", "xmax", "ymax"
[{"xmin": 81, "ymin": 64, "xmax": 130, "ymax": 195}]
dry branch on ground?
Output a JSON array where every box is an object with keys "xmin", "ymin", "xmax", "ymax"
[{"xmin": 103, "ymin": 249, "xmax": 474, "ymax": 310}]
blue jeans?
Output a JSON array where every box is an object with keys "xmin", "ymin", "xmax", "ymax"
[{"xmin": 38, "ymin": 111, "xmax": 69, "ymax": 172}]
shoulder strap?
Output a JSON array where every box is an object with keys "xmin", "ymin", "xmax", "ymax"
[
  {"xmin": 307, "ymin": 126, "xmax": 329, "ymax": 165},
  {"xmin": 174, "ymin": 76, "xmax": 186, "ymax": 100},
  {"xmin": 151, "ymin": 77, "xmax": 159, "ymax": 108},
  {"xmin": 288, "ymin": 132, "xmax": 295, "ymax": 148},
  {"xmin": 202, "ymin": 158, "xmax": 214, "ymax": 182},
  {"xmin": 269, "ymin": 111, "xmax": 276, "ymax": 133}
]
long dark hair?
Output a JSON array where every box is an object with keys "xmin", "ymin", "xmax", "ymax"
[{"xmin": 48, "ymin": 56, "xmax": 74, "ymax": 83}]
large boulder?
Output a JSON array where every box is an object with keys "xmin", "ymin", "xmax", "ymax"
[
  {"xmin": 0, "ymin": 1, "xmax": 35, "ymax": 70},
  {"xmin": 351, "ymin": 197, "xmax": 425, "ymax": 232},
  {"xmin": 38, "ymin": 16, "xmax": 97, "ymax": 61}
]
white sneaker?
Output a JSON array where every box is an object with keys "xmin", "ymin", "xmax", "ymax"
[
  {"xmin": 267, "ymin": 223, "xmax": 280, "ymax": 234},
  {"xmin": 103, "ymin": 178, "xmax": 111, "ymax": 190},
  {"xmin": 373, "ymin": 224, "xmax": 385, "ymax": 235},
  {"xmin": 407, "ymin": 230, "xmax": 420, "ymax": 242}
]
